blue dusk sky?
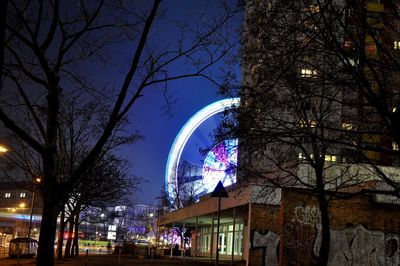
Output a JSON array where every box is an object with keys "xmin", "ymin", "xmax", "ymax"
[{"xmin": 125, "ymin": 0, "xmax": 243, "ymax": 205}]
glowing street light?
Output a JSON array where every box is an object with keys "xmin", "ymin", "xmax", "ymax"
[{"xmin": 0, "ymin": 145, "xmax": 8, "ymax": 153}]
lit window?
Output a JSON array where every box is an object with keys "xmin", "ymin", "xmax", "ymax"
[
  {"xmin": 394, "ymin": 41, "xmax": 400, "ymax": 50},
  {"xmin": 342, "ymin": 123, "xmax": 354, "ymax": 130},
  {"xmin": 299, "ymin": 153, "xmax": 314, "ymax": 160},
  {"xmin": 298, "ymin": 153, "xmax": 306, "ymax": 160},
  {"xmin": 393, "ymin": 142, "xmax": 399, "ymax": 151},
  {"xmin": 4, "ymin": 193, "xmax": 11, "ymax": 198},
  {"xmin": 325, "ymin": 155, "xmax": 337, "ymax": 162},
  {"xmin": 300, "ymin": 119, "xmax": 317, "ymax": 128},
  {"xmin": 305, "ymin": 5, "xmax": 320, "ymax": 13},
  {"xmin": 301, "ymin": 68, "xmax": 318, "ymax": 78},
  {"xmin": 20, "ymin": 192, "xmax": 26, "ymax": 198}
]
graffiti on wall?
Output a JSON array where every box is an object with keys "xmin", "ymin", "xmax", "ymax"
[
  {"xmin": 294, "ymin": 205, "xmax": 320, "ymax": 225},
  {"xmin": 314, "ymin": 224, "xmax": 400, "ymax": 265},
  {"xmin": 251, "ymin": 230, "xmax": 280, "ymax": 266},
  {"xmin": 284, "ymin": 221, "xmax": 317, "ymax": 264},
  {"xmin": 251, "ymin": 204, "xmax": 400, "ymax": 266}
]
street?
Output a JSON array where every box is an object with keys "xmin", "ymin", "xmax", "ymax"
[{"xmin": 0, "ymin": 254, "xmax": 245, "ymax": 266}]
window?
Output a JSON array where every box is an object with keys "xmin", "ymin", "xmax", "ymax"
[
  {"xmin": 344, "ymin": 8, "xmax": 354, "ymax": 17},
  {"xmin": 304, "ymin": 5, "xmax": 320, "ymax": 13},
  {"xmin": 4, "ymin": 192, "xmax": 11, "ymax": 198},
  {"xmin": 342, "ymin": 122, "xmax": 355, "ymax": 130},
  {"xmin": 325, "ymin": 155, "xmax": 337, "ymax": 162},
  {"xmin": 393, "ymin": 142, "xmax": 399, "ymax": 151},
  {"xmin": 298, "ymin": 153, "xmax": 307, "ymax": 160},
  {"xmin": 394, "ymin": 41, "xmax": 400, "ymax": 50},
  {"xmin": 300, "ymin": 119, "xmax": 318, "ymax": 128},
  {"xmin": 20, "ymin": 192, "xmax": 26, "ymax": 198},
  {"xmin": 299, "ymin": 153, "xmax": 314, "ymax": 160},
  {"xmin": 301, "ymin": 68, "xmax": 317, "ymax": 78},
  {"xmin": 300, "ymin": 153, "xmax": 336, "ymax": 162}
]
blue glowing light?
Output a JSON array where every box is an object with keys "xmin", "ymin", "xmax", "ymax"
[{"xmin": 165, "ymin": 98, "xmax": 240, "ymax": 208}]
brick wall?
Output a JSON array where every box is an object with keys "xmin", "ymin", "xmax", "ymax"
[{"xmin": 248, "ymin": 189, "xmax": 400, "ymax": 266}]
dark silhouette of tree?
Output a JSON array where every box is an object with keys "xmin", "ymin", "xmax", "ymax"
[
  {"xmin": 0, "ymin": 1, "xmax": 242, "ymax": 265},
  {"xmin": 59, "ymin": 155, "xmax": 138, "ymax": 259}
]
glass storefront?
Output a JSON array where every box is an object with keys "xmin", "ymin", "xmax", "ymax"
[
  {"xmin": 200, "ymin": 227, "xmax": 211, "ymax": 254},
  {"xmin": 199, "ymin": 222, "xmax": 243, "ymax": 257}
]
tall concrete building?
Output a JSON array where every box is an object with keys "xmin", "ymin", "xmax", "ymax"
[
  {"xmin": 159, "ymin": 1, "xmax": 400, "ymax": 265},
  {"xmin": 240, "ymin": 0, "xmax": 400, "ymax": 176}
]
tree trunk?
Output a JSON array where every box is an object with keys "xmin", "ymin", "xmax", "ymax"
[
  {"xmin": 317, "ymin": 197, "xmax": 331, "ymax": 266},
  {"xmin": 64, "ymin": 219, "xmax": 74, "ymax": 258},
  {"xmin": 315, "ymin": 167, "xmax": 331, "ymax": 266},
  {"xmin": 36, "ymin": 193, "xmax": 60, "ymax": 266},
  {"xmin": 56, "ymin": 209, "xmax": 65, "ymax": 260},
  {"xmin": 72, "ymin": 211, "xmax": 80, "ymax": 256}
]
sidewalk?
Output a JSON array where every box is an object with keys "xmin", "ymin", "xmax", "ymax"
[{"xmin": 0, "ymin": 254, "xmax": 245, "ymax": 266}]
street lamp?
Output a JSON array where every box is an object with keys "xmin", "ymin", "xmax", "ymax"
[
  {"xmin": 0, "ymin": 145, "xmax": 9, "ymax": 153},
  {"xmin": 211, "ymin": 181, "xmax": 229, "ymax": 266},
  {"xmin": 28, "ymin": 177, "xmax": 41, "ymax": 240},
  {"xmin": 13, "ymin": 202, "xmax": 27, "ymax": 237}
]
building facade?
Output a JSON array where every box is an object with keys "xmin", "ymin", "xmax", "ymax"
[
  {"xmin": 0, "ymin": 182, "xmax": 42, "ymax": 245},
  {"xmin": 159, "ymin": 0, "xmax": 400, "ymax": 265}
]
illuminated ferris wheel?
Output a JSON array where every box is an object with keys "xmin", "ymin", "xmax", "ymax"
[{"xmin": 165, "ymin": 98, "xmax": 240, "ymax": 208}]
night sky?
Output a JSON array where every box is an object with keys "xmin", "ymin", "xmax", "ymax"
[{"xmin": 123, "ymin": 1, "xmax": 242, "ymax": 205}]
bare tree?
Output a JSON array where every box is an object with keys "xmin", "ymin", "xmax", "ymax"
[
  {"xmin": 0, "ymin": 1, "xmax": 242, "ymax": 265},
  {"xmin": 59, "ymin": 154, "xmax": 137, "ymax": 259}
]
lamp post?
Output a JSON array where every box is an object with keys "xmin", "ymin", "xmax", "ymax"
[
  {"xmin": 211, "ymin": 181, "xmax": 229, "ymax": 266},
  {"xmin": 28, "ymin": 177, "xmax": 41, "ymax": 239}
]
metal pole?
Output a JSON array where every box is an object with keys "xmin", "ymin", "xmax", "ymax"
[
  {"xmin": 210, "ymin": 214, "xmax": 214, "ymax": 262},
  {"xmin": 231, "ymin": 208, "xmax": 236, "ymax": 265},
  {"xmin": 194, "ymin": 216, "xmax": 198, "ymax": 257},
  {"xmin": 182, "ymin": 222, "xmax": 185, "ymax": 259},
  {"xmin": 27, "ymin": 190, "xmax": 35, "ymax": 239},
  {"xmin": 170, "ymin": 223, "xmax": 174, "ymax": 258},
  {"xmin": 215, "ymin": 196, "xmax": 221, "ymax": 266}
]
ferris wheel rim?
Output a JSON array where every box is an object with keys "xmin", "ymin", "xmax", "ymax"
[{"xmin": 165, "ymin": 97, "xmax": 240, "ymax": 208}]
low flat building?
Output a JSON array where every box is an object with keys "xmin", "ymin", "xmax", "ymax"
[
  {"xmin": 158, "ymin": 182, "xmax": 400, "ymax": 265},
  {"xmin": 0, "ymin": 182, "xmax": 42, "ymax": 245}
]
